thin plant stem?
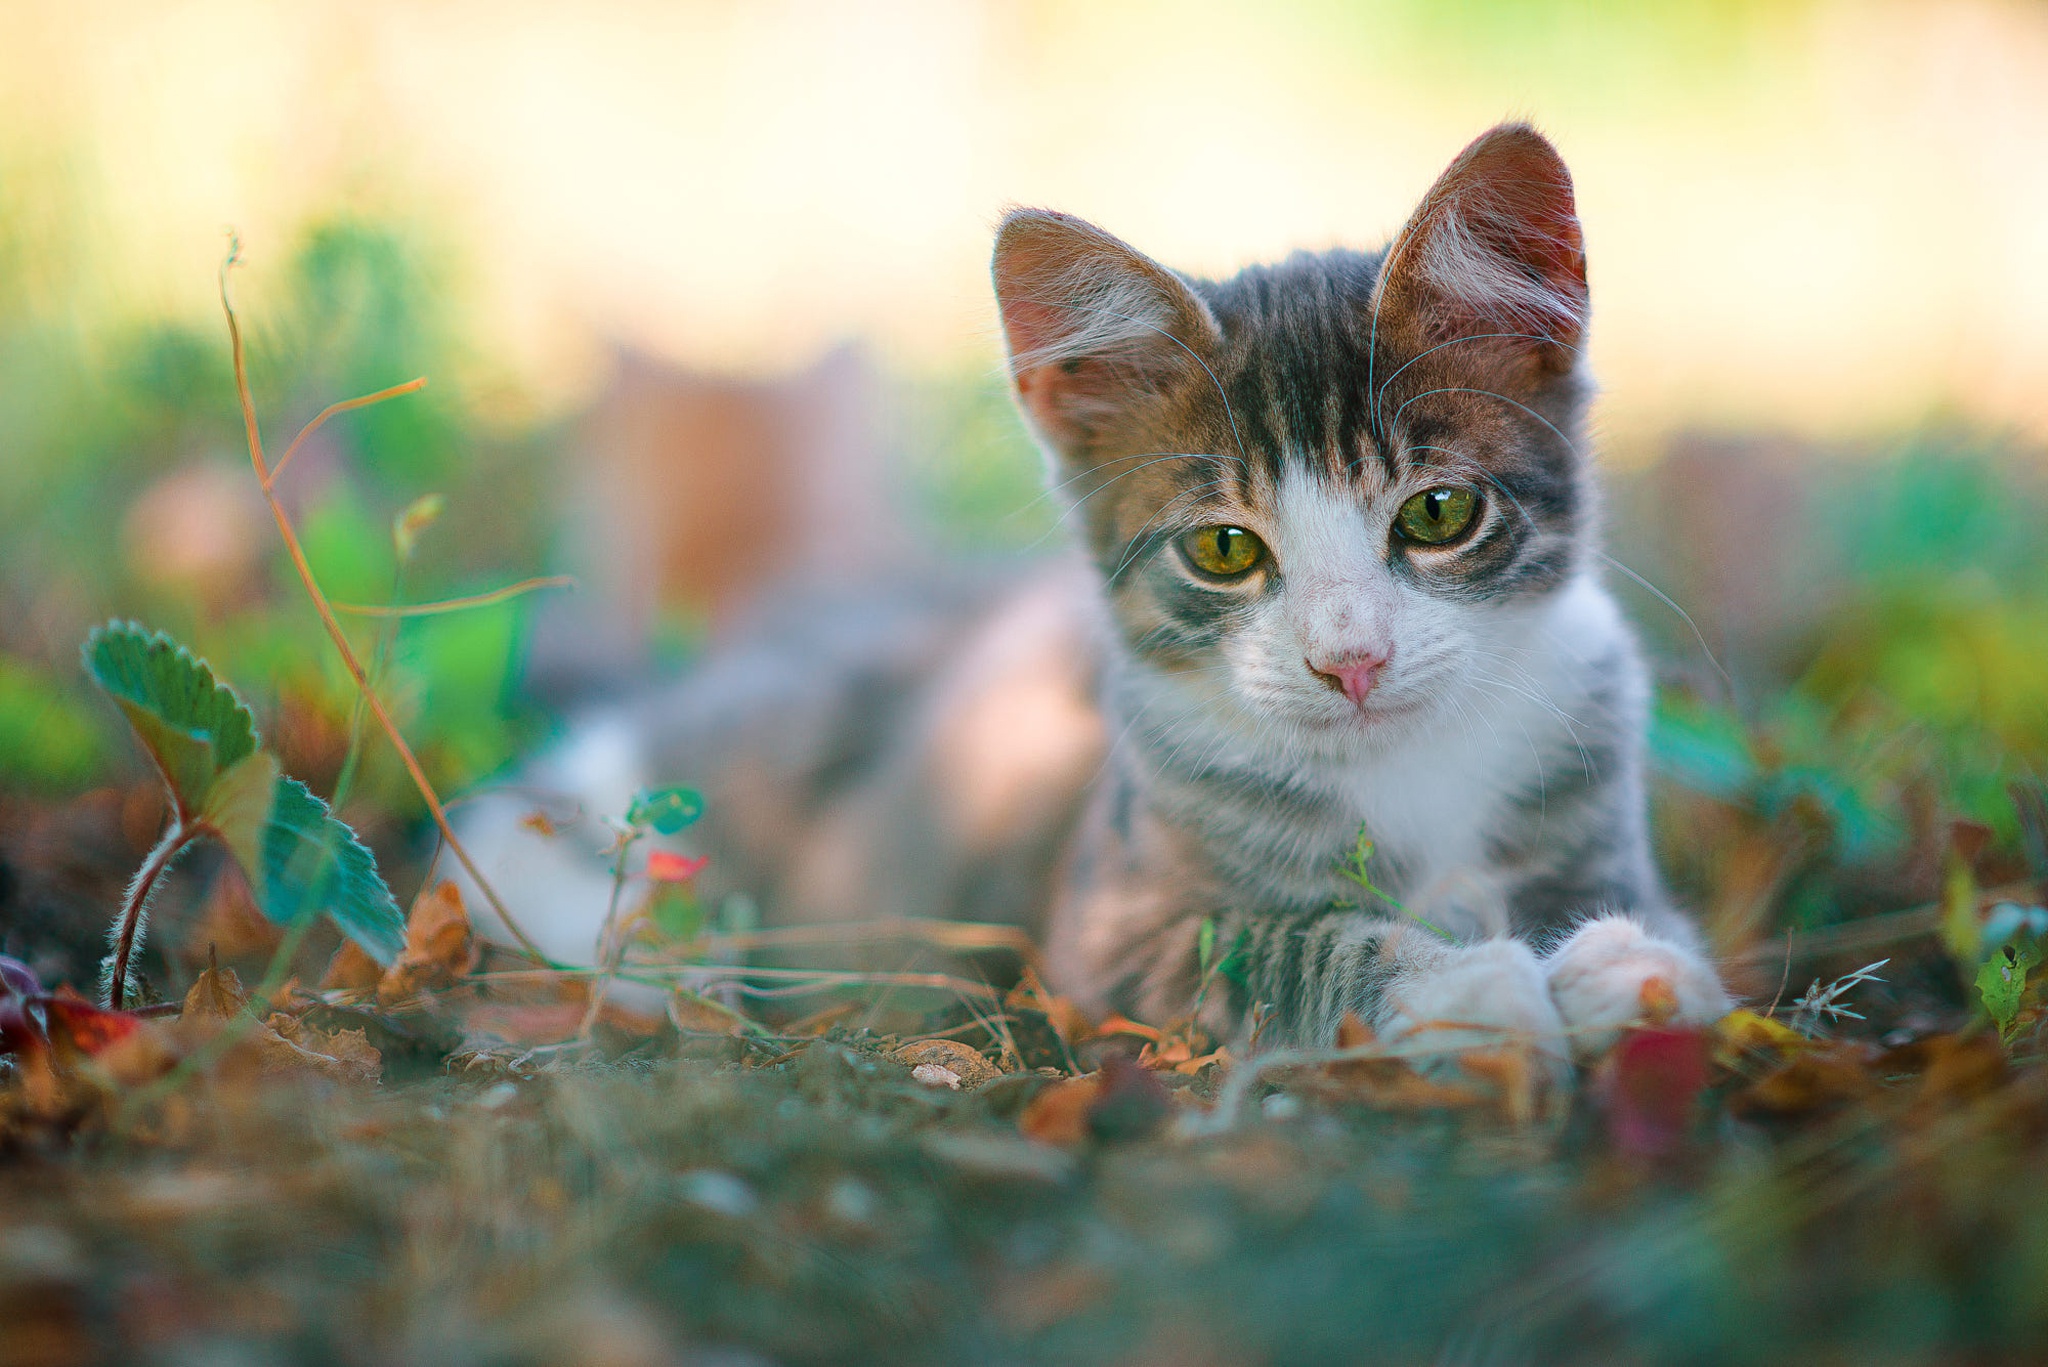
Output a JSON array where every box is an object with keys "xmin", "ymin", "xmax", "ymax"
[
  {"xmin": 580, "ymin": 825, "xmax": 641, "ymax": 1039},
  {"xmin": 105, "ymin": 821, "xmax": 198, "ymax": 1010},
  {"xmin": 332, "ymin": 576, "xmax": 575, "ymax": 618},
  {"xmin": 330, "ymin": 562, "xmax": 407, "ymax": 815},
  {"xmin": 216, "ymin": 244, "xmax": 547, "ymax": 963},
  {"xmin": 267, "ymin": 377, "xmax": 428, "ymax": 485}
]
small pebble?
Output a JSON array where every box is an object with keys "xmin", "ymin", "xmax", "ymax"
[
  {"xmin": 677, "ymin": 1170, "xmax": 759, "ymax": 1219},
  {"xmin": 1262, "ymin": 1093, "xmax": 1303, "ymax": 1121},
  {"xmin": 912, "ymin": 1063, "xmax": 963, "ymax": 1089}
]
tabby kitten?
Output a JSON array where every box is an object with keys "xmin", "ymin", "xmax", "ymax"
[{"xmin": 456, "ymin": 122, "xmax": 1730, "ymax": 1069}]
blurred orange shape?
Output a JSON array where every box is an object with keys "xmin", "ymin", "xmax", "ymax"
[{"xmin": 646, "ymin": 851, "xmax": 709, "ymax": 883}]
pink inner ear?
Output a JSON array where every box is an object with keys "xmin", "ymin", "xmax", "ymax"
[
  {"xmin": 1396, "ymin": 125, "xmax": 1589, "ymax": 350},
  {"xmin": 992, "ymin": 209, "xmax": 1215, "ymax": 449}
]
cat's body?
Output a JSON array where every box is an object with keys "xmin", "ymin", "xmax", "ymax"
[{"xmin": 454, "ymin": 123, "xmax": 1730, "ymax": 1069}]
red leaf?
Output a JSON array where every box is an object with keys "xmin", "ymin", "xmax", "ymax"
[
  {"xmin": 44, "ymin": 991, "xmax": 147, "ymax": 1057},
  {"xmin": 645, "ymin": 851, "xmax": 709, "ymax": 884},
  {"xmin": 1602, "ymin": 1026, "xmax": 1711, "ymax": 1158}
]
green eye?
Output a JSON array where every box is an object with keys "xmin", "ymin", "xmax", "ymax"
[
  {"xmin": 1395, "ymin": 487, "xmax": 1478, "ymax": 545},
  {"xmin": 1181, "ymin": 525, "xmax": 1266, "ymax": 577}
]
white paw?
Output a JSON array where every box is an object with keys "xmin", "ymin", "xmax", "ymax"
[
  {"xmin": 1542, "ymin": 916, "xmax": 1732, "ymax": 1060},
  {"xmin": 1378, "ymin": 938, "xmax": 1569, "ymax": 1083}
]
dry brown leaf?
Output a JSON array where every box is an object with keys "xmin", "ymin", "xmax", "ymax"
[
  {"xmin": 1885, "ymin": 1032, "xmax": 2008, "ymax": 1114},
  {"xmin": 461, "ymin": 993, "xmax": 667, "ymax": 1049},
  {"xmin": 1292, "ymin": 1019, "xmax": 1495, "ymax": 1114},
  {"xmin": 893, "ymin": 1038, "xmax": 1001, "ymax": 1089},
  {"xmin": 1732, "ymin": 1043, "xmax": 1876, "ymax": 1117},
  {"xmin": 264, "ymin": 1014, "xmax": 382, "ymax": 1085},
  {"xmin": 376, "ymin": 881, "xmax": 479, "ymax": 1006},
  {"xmin": 319, "ymin": 940, "xmax": 382, "ymax": 993},
  {"xmin": 182, "ymin": 963, "xmax": 250, "ymax": 1022},
  {"xmin": 1018, "ymin": 1075, "xmax": 1101, "ymax": 1145},
  {"xmin": 669, "ymin": 990, "xmax": 754, "ymax": 1037},
  {"xmin": 1005, "ymin": 967, "xmax": 1095, "ymax": 1044},
  {"xmin": 1094, "ymin": 1013, "xmax": 1161, "ymax": 1043}
]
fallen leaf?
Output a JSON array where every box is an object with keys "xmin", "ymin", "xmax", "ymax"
[
  {"xmin": 181, "ymin": 963, "xmax": 250, "ymax": 1022},
  {"xmin": 1094, "ymin": 1013, "xmax": 1160, "ymax": 1043},
  {"xmin": 1884, "ymin": 1032, "xmax": 2008, "ymax": 1113},
  {"xmin": 1713, "ymin": 1008, "xmax": 1805, "ymax": 1068},
  {"xmin": 1005, "ymin": 967, "xmax": 1095, "ymax": 1045},
  {"xmin": 461, "ymin": 994, "xmax": 666, "ymax": 1049},
  {"xmin": 668, "ymin": 990, "xmax": 753, "ymax": 1037},
  {"xmin": 1600, "ymin": 1026, "xmax": 1712, "ymax": 1157},
  {"xmin": 376, "ymin": 881, "xmax": 478, "ymax": 1006},
  {"xmin": 1286, "ymin": 1018, "xmax": 1496, "ymax": 1115},
  {"xmin": 319, "ymin": 940, "xmax": 382, "ymax": 993},
  {"xmin": 1019, "ymin": 1075, "xmax": 1100, "ymax": 1145},
  {"xmin": 265, "ymin": 1013, "xmax": 381, "ymax": 1085},
  {"xmin": 1732, "ymin": 1043, "xmax": 1875, "ymax": 1117},
  {"xmin": 44, "ymin": 992, "xmax": 177, "ymax": 1088}
]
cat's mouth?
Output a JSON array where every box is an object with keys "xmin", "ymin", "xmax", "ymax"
[{"xmin": 1302, "ymin": 692, "xmax": 1428, "ymax": 730}]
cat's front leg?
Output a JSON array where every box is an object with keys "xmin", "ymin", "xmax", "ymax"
[
  {"xmin": 1541, "ymin": 914, "xmax": 1732, "ymax": 1060},
  {"xmin": 1374, "ymin": 927, "xmax": 1570, "ymax": 1086}
]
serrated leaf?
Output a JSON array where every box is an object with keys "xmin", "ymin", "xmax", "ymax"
[
  {"xmin": 83, "ymin": 623, "xmax": 258, "ymax": 820},
  {"xmin": 248, "ymin": 777, "xmax": 405, "ymax": 964},
  {"xmin": 202, "ymin": 751, "xmax": 283, "ymax": 870},
  {"xmin": 1977, "ymin": 940, "xmax": 2040, "ymax": 1041},
  {"xmin": 627, "ymin": 785, "xmax": 704, "ymax": 835}
]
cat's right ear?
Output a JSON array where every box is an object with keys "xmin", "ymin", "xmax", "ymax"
[{"xmin": 992, "ymin": 209, "xmax": 1220, "ymax": 457}]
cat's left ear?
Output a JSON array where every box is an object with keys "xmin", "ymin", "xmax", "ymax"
[
  {"xmin": 1371, "ymin": 123, "xmax": 1588, "ymax": 377},
  {"xmin": 992, "ymin": 208, "xmax": 1222, "ymax": 459}
]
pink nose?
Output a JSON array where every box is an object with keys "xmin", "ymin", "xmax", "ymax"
[{"xmin": 1308, "ymin": 649, "xmax": 1389, "ymax": 706}]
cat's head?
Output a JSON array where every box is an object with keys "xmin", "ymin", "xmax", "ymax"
[{"xmin": 993, "ymin": 122, "xmax": 1595, "ymax": 744}]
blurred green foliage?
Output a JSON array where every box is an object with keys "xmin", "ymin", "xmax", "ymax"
[
  {"xmin": 0, "ymin": 209, "xmax": 557, "ymax": 821},
  {"xmin": 0, "ymin": 655, "xmax": 109, "ymax": 790}
]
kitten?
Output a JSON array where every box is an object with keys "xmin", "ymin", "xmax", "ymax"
[{"xmin": 452, "ymin": 122, "xmax": 1731, "ymax": 1071}]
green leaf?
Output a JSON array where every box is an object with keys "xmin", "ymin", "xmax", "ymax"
[
  {"xmin": 1977, "ymin": 939, "xmax": 2041, "ymax": 1042},
  {"xmin": 628, "ymin": 785, "xmax": 705, "ymax": 835},
  {"xmin": 83, "ymin": 622, "xmax": 258, "ymax": 820},
  {"xmin": 1197, "ymin": 916, "xmax": 1217, "ymax": 976},
  {"xmin": 250, "ymin": 776, "xmax": 405, "ymax": 964},
  {"xmin": 202, "ymin": 752, "xmax": 283, "ymax": 872},
  {"xmin": 1216, "ymin": 928, "xmax": 1253, "ymax": 991}
]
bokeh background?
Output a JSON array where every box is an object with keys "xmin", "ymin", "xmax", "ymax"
[{"xmin": 4, "ymin": 0, "xmax": 2046, "ymax": 993}]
